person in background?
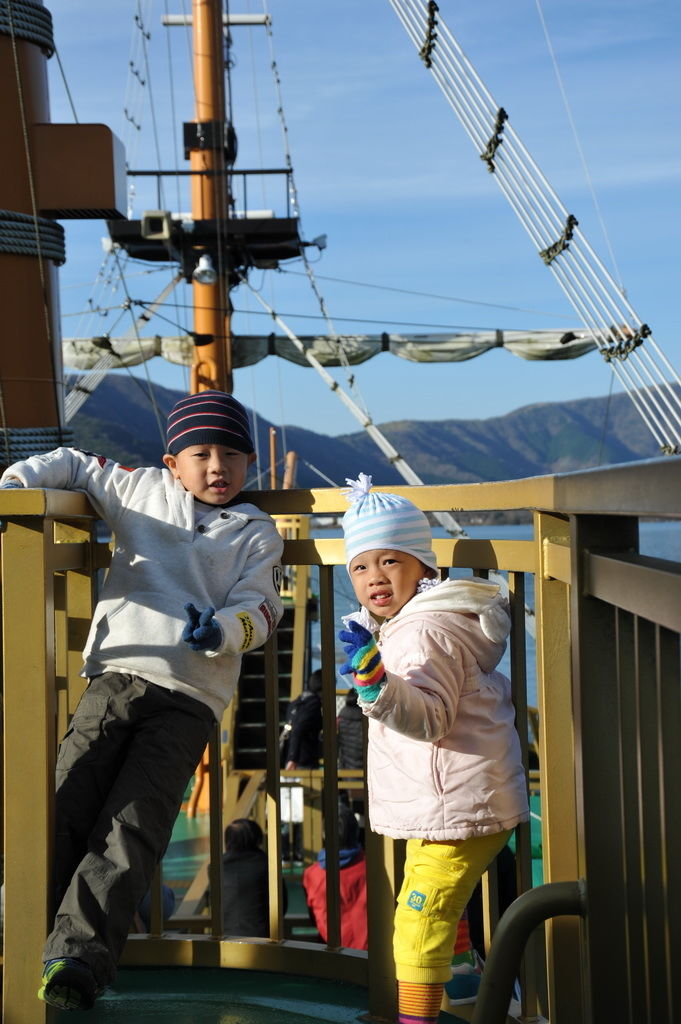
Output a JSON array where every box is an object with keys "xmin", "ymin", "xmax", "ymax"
[
  {"xmin": 337, "ymin": 687, "xmax": 366, "ymax": 838},
  {"xmin": 222, "ymin": 818, "xmax": 287, "ymax": 937},
  {"xmin": 302, "ymin": 803, "xmax": 367, "ymax": 950},
  {"xmin": 281, "ymin": 668, "xmax": 323, "ymax": 771},
  {"xmin": 280, "ymin": 668, "xmax": 323, "ymax": 864},
  {"xmin": 337, "ymin": 473, "xmax": 529, "ymax": 1024},
  {"xmin": 0, "ymin": 390, "xmax": 284, "ymax": 1012},
  {"xmin": 337, "ymin": 687, "xmax": 364, "ymax": 770}
]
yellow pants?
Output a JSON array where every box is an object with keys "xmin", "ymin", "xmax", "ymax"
[{"xmin": 393, "ymin": 830, "xmax": 512, "ymax": 984}]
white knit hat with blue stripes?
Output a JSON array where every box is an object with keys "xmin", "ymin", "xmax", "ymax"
[{"xmin": 341, "ymin": 473, "xmax": 437, "ymax": 573}]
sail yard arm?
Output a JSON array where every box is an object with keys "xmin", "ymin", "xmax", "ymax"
[
  {"xmin": 242, "ymin": 278, "xmax": 536, "ymax": 633},
  {"xmin": 242, "ymin": 276, "xmax": 468, "ymax": 536},
  {"xmin": 387, "ymin": 0, "xmax": 681, "ymax": 454}
]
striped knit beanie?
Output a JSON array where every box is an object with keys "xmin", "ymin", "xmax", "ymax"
[
  {"xmin": 166, "ymin": 390, "xmax": 254, "ymax": 456},
  {"xmin": 341, "ymin": 473, "xmax": 437, "ymax": 573}
]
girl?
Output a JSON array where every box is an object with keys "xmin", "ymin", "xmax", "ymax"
[{"xmin": 338, "ymin": 474, "xmax": 528, "ymax": 1024}]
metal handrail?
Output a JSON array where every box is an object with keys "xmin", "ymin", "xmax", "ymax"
[{"xmin": 471, "ymin": 881, "xmax": 587, "ymax": 1024}]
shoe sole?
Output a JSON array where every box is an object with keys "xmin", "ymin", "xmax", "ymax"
[{"xmin": 38, "ymin": 981, "xmax": 95, "ymax": 1011}]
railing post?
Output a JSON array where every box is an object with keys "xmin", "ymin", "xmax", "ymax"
[
  {"xmin": 2, "ymin": 517, "xmax": 56, "ymax": 1023},
  {"xmin": 506, "ymin": 568, "xmax": 543, "ymax": 1017},
  {"xmin": 264, "ymin": 630, "xmax": 285, "ymax": 939},
  {"xmin": 657, "ymin": 625, "xmax": 681, "ymax": 1019},
  {"xmin": 366, "ymin": 830, "xmax": 403, "ymax": 1022},
  {"xmin": 54, "ymin": 521, "xmax": 97, "ymax": 738},
  {"xmin": 534, "ymin": 510, "xmax": 582, "ymax": 1021},
  {"xmin": 570, "ymin": 513, "xmax": 638, "ymax": 1021}
]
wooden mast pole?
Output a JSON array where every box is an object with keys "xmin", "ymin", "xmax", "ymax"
[{"xmin": 189, "ymin": 0, "xmax": 232, "ymax": 395}]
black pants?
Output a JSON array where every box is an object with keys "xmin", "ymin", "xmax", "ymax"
[{"xmin": 43, "ymin": 672, "xmax": 215, "ymax": 986}]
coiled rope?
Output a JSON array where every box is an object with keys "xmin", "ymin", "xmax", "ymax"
[
  {"xmin": 0, "ymin": 209, "xmax": 65, "ymax": 263},
  {"xmin": 0, "ymin": 0, "xmax": 54, "ymax": 56}
]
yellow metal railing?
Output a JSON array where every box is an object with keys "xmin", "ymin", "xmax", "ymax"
[{"xmin": 1, "ymin": 456, "xmax": 680, "ymax": 1024}]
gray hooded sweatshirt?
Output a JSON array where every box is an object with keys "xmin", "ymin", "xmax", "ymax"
[{"xmin": 1, "ymin": 447, "xmax": 283, "ymax": 718}]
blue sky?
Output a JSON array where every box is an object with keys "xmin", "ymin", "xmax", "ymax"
[{"xmin": 50, "ymin": 0, "xmax": 680, "ymax": 442}]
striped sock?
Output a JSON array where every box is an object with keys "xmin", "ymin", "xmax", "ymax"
[{"xmin": 397, "ymin": 980, "xmax": 444, "ymax": 1024}]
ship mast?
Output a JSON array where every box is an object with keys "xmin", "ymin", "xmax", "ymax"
[
  {"xmin": 189, "ymin": 0, "xmax": 232, "ymax": 394},
  {"xmin": 108, "ymin": 5, "xmax": 303, "ymax": 400}
]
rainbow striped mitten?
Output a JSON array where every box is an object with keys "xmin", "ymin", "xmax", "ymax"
[{"xmin": 338, "ymin": 620, "xmax": 385, "ymax": 702}]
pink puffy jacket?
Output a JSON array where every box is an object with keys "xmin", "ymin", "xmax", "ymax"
[{"xmin": 357, "ymin": 578, "xmax": 529, "ymax": 841}]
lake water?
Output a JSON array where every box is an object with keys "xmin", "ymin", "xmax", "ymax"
[{"xmin": 314, "ymin": 520, "xmax": 681, "ymax": 708}]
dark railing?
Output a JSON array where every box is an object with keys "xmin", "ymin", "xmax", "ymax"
[{"xmin": 127, "ymin": 167, "xmax": 294, "ymax": 218}]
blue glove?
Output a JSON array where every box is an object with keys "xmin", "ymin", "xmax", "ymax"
[
  {"xmin": 0, "ymin": 481, "xmax": 23, "ymax": 488},
  {"xmin": 338, "ymin": 620, "xmax": 385, "ymax": 702},
  {"xmin": 182, "ymin": 602, "xmax": 223, "ymax": 652}
]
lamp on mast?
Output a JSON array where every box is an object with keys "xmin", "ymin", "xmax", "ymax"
[{"xmin": 188, "ymin": 0, "xmax": 232, "ymax": 394}]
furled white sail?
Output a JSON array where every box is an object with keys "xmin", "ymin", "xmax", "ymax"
[{"xmin": 63, "ymin": 329, "xmax": 596, "ymax": 371}]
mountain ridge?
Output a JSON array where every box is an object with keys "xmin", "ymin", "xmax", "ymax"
[{"xmin": 69, "ymin": 374, "xmax": 664, "ymax": 488}]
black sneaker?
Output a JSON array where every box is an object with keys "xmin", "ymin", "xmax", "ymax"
[{"xmin": 38, "ymin": 957, "xmax": 99, "ymax": 1011}]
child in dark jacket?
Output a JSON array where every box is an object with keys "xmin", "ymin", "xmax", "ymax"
[{"xmin": 222, "ymin": 818, "xmax": 287, "ymax": 936}]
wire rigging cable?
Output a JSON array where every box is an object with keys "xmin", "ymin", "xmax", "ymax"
[
  {"xmin": 53, "ymin": 46, "xmax": 79, "ymax": 123},
  {"xmin": 278, "ymin": 269, "xmax": 571, "ymax": 320},
  {"xmin": 388, "ymin": 0, "xmax": 681, "ymax": 454},
  {"xmin": 240, "ymin": 272, "xmax": 467, "ymax": 538},
  {"xmin": 262, "ymin": 1, "xmax": 370, "ymax": 419},
  {"xmin": 533, "ymin": 0, "xmax": 624, "ymax": 294},
  {"xmin": 64, "ymin": 271, "xmax": 181, "ymax": 432},
  {"xmin": 238, "ymin": 276, "xmax": 536, "ymax": 634},
  {"xmin": 162, "ymin": 0, "xmax": 183, "ymax": 215}
]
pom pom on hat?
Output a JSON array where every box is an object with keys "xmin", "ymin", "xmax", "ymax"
[
  {"xmin": 166, "ymin": 390, "xmax": 254, "ymax": 456},
  {"xmin": 341, "ymin": 473, "xmax": 437, "ymax": 573}
]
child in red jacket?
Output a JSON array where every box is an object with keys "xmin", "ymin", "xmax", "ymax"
[{"xmin": 302, "ymin": 804, "xmax": 367, "ymax": 950}]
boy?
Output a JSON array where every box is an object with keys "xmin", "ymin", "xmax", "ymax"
[{"xmin": 0, "ymin": 390, "xmax": 283, "ymax": 1011}]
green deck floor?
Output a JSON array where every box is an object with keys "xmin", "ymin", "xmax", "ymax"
[
  {"xmin": 55, "ymin": 969, "xmax": 372, "ymax": 1023},
  {"xmin": 53, "ymin": 967, "xmax": 470, "ymax": 1023}
]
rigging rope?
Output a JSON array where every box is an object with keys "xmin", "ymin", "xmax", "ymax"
[
  {"xmin": 53, "ymin": 46, "xmax": 79, "ymax": 122},
  {"xmin": 278, "ymin": 268, "xmax": 571, "ymax": 320},
  {"xmin": 262, "ymin": 1, "xmax": 371, "ymax": 419},
  {"xmin": 64, "ymin": 272, "xmax": 181, "ymax": 429},
  {"xmin": 162, "ymin": 0, "xmax": 185, "ymax": 214},
  {"xmin": 240, "ymin": 273, "xmax": 468, "ymax": 532},
  {"xmin": 122, "ymin": 0, "xmax": 155, "ymax": 213},
  {"xmin": 388, "ymin": 0, "xmax": 681, "ymax": 454},
  {"xmin": 533, "ymin": 0, "xmax": 625, "ymax": 293},
  {"xmin": 237, "ymin": 277, "xmax": 536, "ymax": 634},
  {"xmin": 135, "ymin": 0, "xmax": 165, "ymax": 207}
]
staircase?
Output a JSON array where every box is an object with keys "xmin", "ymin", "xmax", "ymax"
[{"xmin": 232, "ymin": 603, "xmax": 296, "ymax": 770}]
